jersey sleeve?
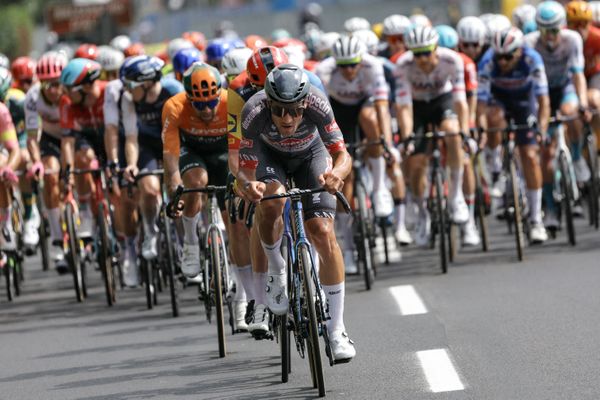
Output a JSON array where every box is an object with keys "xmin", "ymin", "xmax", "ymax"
[
  {"xmin": 569, "ymin": 32, "xmax": 585, "ymax": 75},
  {"xmin": 59, "ymin": 95, "xmax": 77, "ymax": 136},
  {"xmin": 305, "ymin": 70, "xmax": 327, "ymax": 94},
  {"xmin": 307, "ymin": 88, "xmax": 345, "ymax": 154},
  {"xmin": 366, "ymin": 57, "xmax": 390, "ymax": 101},
  {"xmin": 394, "ymin": 55, "xmax": 412, "ymax": 106},
  {"xmin": 161, "ymin": 96, "xmax": 182, "ymax": 157},
  {"xmin": 120, "ymin": 93, "xmax": 138, "ymax": 136},
  {"xmin": 477, "ymin": 54, "xmax": 493, "ymax": 104},
  {"xmin": 530, "ymin": 52, "xmax": 549, "ymax": 97},
  {"xmin": 450, "ymin": 52, "xmax": 467, "ymax": 102},
  {"xmin": 0, "ymin": 103, "xmax": 18, "ymax": 148},
  {"xmin": 462, "ymin": 56, "xmax": 478, "ymax": 93},
  {"xmin": 103, "ymin": 80, "xmax": 122, "ymax": 128},
  {"xmin": 314, "ymin": 58, "xmax": 334, "ymax": 89},
  {"xmin": 238, "ymin": 98, "xmax": 262, "ymax": 170},
  {"xmin": 227, "ymin": 87, "xmax": 245, "ymax": 151},
  {"xmin": 24, "ymin": 86, "xmax": 40, "ymax": 132}
]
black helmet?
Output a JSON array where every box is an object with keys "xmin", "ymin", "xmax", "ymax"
[{"xmin": 264, "ymin": 64, "xmax": 311, "ymax": 104}]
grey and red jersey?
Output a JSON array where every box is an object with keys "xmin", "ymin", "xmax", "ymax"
[
  {"xmin": 24, "ymin": 83, "xmax": 62, "ymax": 138},
  {"xmin": 239, "ymin": 87, "xmax": 345, "ymax": 170}
]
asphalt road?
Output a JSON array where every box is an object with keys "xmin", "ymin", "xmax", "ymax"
[{"xmin": 1, "ymin": 213, "xmax": 600, "ymax": 400}]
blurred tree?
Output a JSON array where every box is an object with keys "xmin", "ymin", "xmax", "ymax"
[{"xmin": 0, "ymin": 4, "xmax": 33, "ymax": 58}]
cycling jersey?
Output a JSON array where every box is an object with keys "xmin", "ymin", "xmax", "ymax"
[
  {"xmin": 389, "ymin": 50, "xmax": 405, "ymax": 64},
  {"xmin": 24, "ymin": 83, "xmax": 62, "ymax": 138},
  {"xmin": 459, "ymin": 53, "xmax": 478, "ymax": 94},
  {"xmin": 583, "ymin": 25, "xmax": 600, "ymax": 79},
  {"xmin": 5, "ymin": 88, "xmax": 26, "ymax": 148},
  {"xmin": 0, "ymin": 102, "xmax": 18, "ymax": 149},
  {"xmin": 524, "ymin": 29, "xmax": 584, "ymax": 88},
  {"xmin": 316, "ymin": 53, "xmax": 389, "ymax": 106},
  {"xmin": 394, "ymin": 47, "xmax": 466, "ymax": 105}
]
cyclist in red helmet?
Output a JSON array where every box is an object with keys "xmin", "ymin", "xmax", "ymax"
[
  {"xmin": 11, "ymin": 57, "xmax": 36, "ymax": 93},
  {"xmin": 74, "ymin": 43, "xmax": 99, "ymax": 60}
]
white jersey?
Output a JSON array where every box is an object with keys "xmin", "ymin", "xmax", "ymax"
[
  {"xmin": 524, "ymin": 29, "xmax": 585, "ymax": 88},
  {"xmin": 24, "ymin": 83, "xmax": 62, "ymax": 138},
  {"xmin": 394, "ymin": 47, "xmax": 466, "ymax": 105},
  {"xmin": 315, "ymin": 53, "xmax": 389, "ymax": 105}
]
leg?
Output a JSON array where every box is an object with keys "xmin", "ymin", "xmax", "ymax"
[{"xmin": 441, "ymin": 117, "xmax": 468, "ymax": 224}]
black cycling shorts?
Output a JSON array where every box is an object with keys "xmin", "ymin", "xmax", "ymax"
[
  {"xmin": 411, "ymin": 92, "xmax": 457, "ymax": 154},
  {"xmin": 329, "ymin": 96, "xmax": 367, "ymax": 145},
  {"xmin": 40, "ymin": 132, "xmax": 61, "ymax": 160}
]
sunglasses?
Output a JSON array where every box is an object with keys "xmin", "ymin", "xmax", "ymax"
[
  {"xmin": 337, "ymin": 63, "xmax": 360, "ymax": 69},
  {"xmin": 495, "ymin": 53, "xmax": 516, "ymax": 61},
  {"xmin": 540, "ymin": 27, "xmax": 560, "ymax": 35},
  {"xmin": 191, "ymin": 98, "xmax": 220, "ymax": 110},
  {"xmin": 42, "ymin": 81, "xmax": 61, "ymax": 89},
  {"xmin": 124, "ymin": 80, "xmax": 145, "ymax": 90},
  {"xmin": 461, "ymin": 42, "xmax": 481, "ymax": 48},
  {"xmin": 568, "ymin": 21, "xmax": 589, "ymax": 29},
  {"xmin": 413, "ymin": 50, "xmax": 433, "ymax": 58},
  {"xmin": 270, "ymin": 102, "xmax": 306, "ymax": 118},
  {"xmin": 20, "ymin": 79, "xmax": 33, "ymax": 85}
]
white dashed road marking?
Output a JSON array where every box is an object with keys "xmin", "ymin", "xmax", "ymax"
[
  {"xmin": 389, "ymin": 285, "xmax": 428, "ymax": 315},
  {"xmin": 417, "ymin": 349, "xmax": 465, "ymax": 393}
]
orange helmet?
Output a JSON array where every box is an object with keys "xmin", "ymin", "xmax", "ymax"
[
  {"xmin": 183, "ymin": 63, "xmax": 222, "ymax": 102},
  {"xmin": 245, "ymin": 34, "xmax": 268, "ymax": 50},
  {"xmin": 566, "ymin": 1, "xmax": 593, "ymax": 23},
  {"xmin": 11, "ymin": 57, "xmax": 36, "ymax": 82},
  {"xmin": 272, "ymin": 38, "xmax": 308, "ymax": 54},
  {"xmin": 75, "ymin": 43, "xmax": 98, "ymax": 60},
  {"xmin": 182, "ymin": 31, "xmax": 207, "ymax": 51},
  {"xmin": 246, "ymin": 46, "xmax": 289, "ymax": 87},
  {"xmin": 124, "ymin": 43, "xmax": 146, "ymax": 57}
]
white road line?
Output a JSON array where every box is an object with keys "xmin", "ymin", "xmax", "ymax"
[
  {"xmin": 417, "ymin": 349, "xmax": 465, "ymax": 393},
  {"xmin": 388, "ymin": 285, "xmax": 428, "ymax": 315}
]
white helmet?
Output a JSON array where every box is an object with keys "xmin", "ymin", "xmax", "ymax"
[
  {"xmin": 591, "ymin": 1, "xmax": 600, "ymax": 25},
  {"xmin": 382, "ymin": 14, "xmax": 412, "ymax": 36},
  {"xmin": 512, "ymin": 4, "xmax": 537, "ymax": 28},
  {"xmin": 404, "ymin": 26, "xmax": 439, "ymax": 50},
  {"xmin": 491, "ymin": 27, "xmax": 524, "ymax": 54},
  {"xmin": 536, "ymin": 1, "xmax": 566, "ymax": 29},
  {"xmin": 485, "ymin": 14, "xmax": 512, "ymax": 44},
  {"xmin": 282, "ymin": 45, "xmax": 307, "ymax": 68},
  {"xmin": 97, "ymin": 46, "xmax": 125, "ymax": 72},
  {"xmin": 332, "ymin": 35, "xmax": 365, "ymax": 63},
  {"xmin": 344, "ymin": 17, "xmax": 371, "ymax": 32},
  {"xmin": 315, "ymin": 32, "xmax": 341, "ymax": 59},
  {"xmin": 109, "ymin": 35, "xmax": 132, "ymax": 53},
  {"xmin": 457, "ymin": 16, "xmax": 487, "ymax": 45},
  {"xmin": 353, "ymin": 29, "xmax": 380, "ymax": 55},
  {"xmin": 167, "ymin": 38, "xmax": 194, "ymax": 61},
  {"xmin": 409, "ymin": 14, "xmax": 432, "ymax": 28},
  {"xmin": 221, "ymin": 47, "xmax": 252, "ymax": 77}
]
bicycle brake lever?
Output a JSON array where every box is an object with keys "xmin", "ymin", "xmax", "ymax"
[{"xmin": 335, "ymin": 191, "xmax": 352, "ymax": 214}]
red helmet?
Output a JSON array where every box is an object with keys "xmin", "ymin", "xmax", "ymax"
[
  {"xmin": 36, "ymin": 52, "xmax": 67, "ymax": 81},
  {"xmin": 11, "ymin": 57, "xmax": 36, "ymax": 82},
  {"xmin": 182, "ymin": 31, "xmax": 207, "ymax": 51},
  {"xmin": 272, "ymin": 38, "xmax": 308, "ymax": 54},
  {"xmin": 246, "ymin": 46, "xmax": 289, "ymax": 86},
  {"xmin": 75, "ymin": 43, "xmax": 98, "ymax": 60},
  {"xmin": 245, "ymin": 34, "xmax": 268, "ymax": 50},
  {"xmin": 124, "ymin": 43, "xmax": 146, "ymax": 57}
]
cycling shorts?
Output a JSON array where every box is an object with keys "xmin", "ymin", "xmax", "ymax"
[
  {"xmin": 138, "ymin": 136, "xmax": 162, "ymax": 173},
  {"xmin": 490, "ymin": 92, "xmax": 537, "ymax": 146},
  {"xmin": 549, "ymin": 83, "xmax": 578, "ymax": 115},
  {"xmin": 255, "ymin": 139, "xmax": 335, "ymax": 221},
  {"xmin": 411, "ymin": 92, "xmax": 457, "ymax": 153},
  {"xmin": 329, "ymin": 96, "xmax": 368, "ymax": 144},
  {"xmin": 40, "ymin": 132, "xmax": 61, "ymax": 159},
  {"xmin": 74, "ymin": 131, "xmax": 107, "ymax": 162}
]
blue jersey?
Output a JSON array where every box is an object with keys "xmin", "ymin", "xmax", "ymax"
[
  {"xmin": 477, "ymin": 47, "xmax": 548, "ymax": 103},
  {"xmin": 305, "ymin": 69, "xmax": 326, "ymax": 94}
]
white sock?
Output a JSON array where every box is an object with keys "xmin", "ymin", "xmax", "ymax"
[
  {"xmin": 336, "ymin": 213, "xmax": 354, "ymax": 251},
  {"xmin": 253, "ymin": 271, "xmax": 267, "ymax": 305},
  {"xmin": 235, "ymin": 264, "xmax": 253, "ymax": 302},
  {"xmin": 416, "ymin": 197, "xmax": 427, "ymax": 216},
  {"xmin": 47, "ymin": 207, "xmax": 62, "ymax": 243},
  {"xmin": 492, "ymin": 146, "xmax": 503, "ymax": 174},
  {"xmin": 261, "ymin": 237, "xmax": 285, "ymax": 275},
  {"xmin": 142, "ymin": 210, "xmax": 158, "ymax": 238},
  {"xmin": 449, "ymin": 168, "xmax": 464, "ymax": 202},
  {"xmin": 323, "ymin": 282, "xmax": 346, "ymax": 334},
  {"xmin": 368, "ymin": 156, "xmax": 386, "ymax": 192},
  {"xmin": 527, "ymin": 189, "xmax": 542, "ymax": 225},
  {"xmin": 182, "ymin": 214, "xmax": 200, "ymax": 245},
  {"xmin": 393, "ymin": 201, "xmax": 406, "ymax": 231}
]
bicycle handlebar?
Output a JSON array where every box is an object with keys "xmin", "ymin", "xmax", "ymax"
[
  {"xmin": 166, "ymin": 184, "xmax": 228, "ymax": 218},
  {"xmin": 261, "ymin": 187, "xmax": 352, "ymax": 214}
]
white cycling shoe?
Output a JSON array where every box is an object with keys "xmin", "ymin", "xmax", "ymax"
[
  {"xmin": 394, "ymin": 225, "xmax": 413, "ymax": 246},
  {"xmin": 78, "ymin": 212, "xmax": 95, "ymax": 238},
  {"xmin": 328, "ymin": 330, "xmax": 356, "ymax": 363},
  {"xmin": 266, "ymin": 273, "xmax": 288, "ymax": 315},
  {"xmin": 462, "ymin": 220, "xmax": 480, "ymax": 247},
  {"xmin": 530, "ymin": 223, "xmax": 548, "ymax": 244},
  {"xmin": 234, "ymin": 300, "xmax": 248, "ymax": 332},
  {"xmin": 343, "ymin": 250, "xmax": 358, "ymax": 275},
  {"xmin": 0, "ymin": 228, "xmax": 16, "ymax": 251},
  {"xmin": 141, "ymin": 233, "xmax": 158, "ymax": 260},
  {"xmin": 181, "ymin": 243, "xmax": 200, "ymax": 278},
  {"xmin": 23, "ymin": 221, "xmax": 40, "ymax": 247},
  {"xmin": 573, "ymin": 158, "xmax": 591, "ymax": 183},
  {"xmin": 248, "ymin": 303, "xmax": 270, "ymax": 337},
  {"xmin": 450, "ymin": 197, "xmax": 469, "ymax": 224},
  {"xmin": 373, "ymin": 189, "xmax": 394, "ymax": 217},
  {"xmin": 414, "ymin": 212, "xmax": 431, "ymax": 248},
  {"xmin": 123, "ymin": 248, "xmax": 139, "ymax": 288}
]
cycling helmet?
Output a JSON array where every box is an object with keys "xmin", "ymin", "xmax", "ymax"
[
  {"xmin": 246, "ymin": 46, "xmax": 289, "ymax": 86},
  {"xmin": 300, "ymin": 2, "xmax": 323, "ymax": 27},
  {"xmin": 222, "ymin": 47, "xmax": 253, "ymax": 77},
  {"xmin": 492, "ymin": 27, "xmax": 524, "ymax": 54},
  {"xmin": 435, "ymin": 25, "xmax": 459, "ymax": 49},
  {"xmin": 172, "ymin": 48, "xmax": 203, "ymax": 78},
  {"xmin": 404, "ymin": 26, "xmax": 439, "ymax": 50},
  {"xmin": 182, "ymin": 31, "xmax": 207, "ymax": 51},
  {"xmin": 513, "ymin": 4, "xmax": 537, "ymax": 28},
  {"xmin": 409, "ymin": 14, "xmax": 432, "ymax": 28},
  {"xmin": 265, "ymin": 64, "xmax": 311, "ymax": 104},
  {"xmin": 314, "ymin": 32, "xmax": 341, "ymax": 59},
  {"xmin": 457, "ymin": 16, "xmax": 487, "ymax": 44},
  {"xmin": 382, "ymin": 14, "xmax": 411, "ymax": 36},
  {"xmin": 183, "ymin": 63, "xmax": 221, "ymax": 102},
  {"xmin": 591, "ymin": 1, "xmax": 600, "ymax": 25},
  {"xmin": 272, "ymin": 38, "xmax": 308, "ymax": 54},
  {"xmin": 167, "ymin": 38, "xmax": 194, "ymax": 61},
  {"xmin": 536, "ymin": 1, "xmax": 566, "ymax": 29},
  {"xmin": 353, "ymin": 29, "xmax": 380, "ymax": 55},
  {"xmin": 75, "ymin": 43, "xmax": 98, "ymax": 60},
  {"xmin": 281, "ymin": 45, "xmax": 306, "ymax": 68},
  {"xmin": 271, "ymin": 29, "xmax": 292, "ymax": 41},
  {"xmin": 97, "ymin": 46, "xmax": 125, "ymax": 72},
  {"xmin": 60, "ymin": 58, "xmax": 102, "ymax": 87},
  {"xmin": 36, "ymin": 51, "xmax": 68, "ymax": 81},
  {"xmin": 120, "ymin": 55, "xmax": 164, "ymax": 83},
  {"xmin": 110, "ymin": 35, "xmax": 132, "ymax": 53},
  {"xmin": 11, "ymin": 57, "xmax": 36, "ymax": 82},
  {"xmin": 566, "ymin": 1, "xmax": 593, "ymax": 23},
  {"xmin": 485, "ymin": 14, "xmax": 512, "ymax": 44},
  {"xmin": 205, "ymin": 39, "xmax": 232, "ymax": 63},
  {"xmin": 0, "ymin": 53, "xmax": 9, "ymax": 69},
  {"xmin": 0, "ymin": 68, "xmax": 12, "ymax": 101},
  {"xmin": 124, "ymin": 43, "xmax": 145, "ymax": 57},
  {"xmin": 245, "ymin": 34, "xmax": 268, "ymax": 50},
  {"xmin": 344, "ymin": 17, "xmax": 371, "ymax": 32},
  {"xmin": 332, "ymin": 35, "xmax": 364, "ymax": 64}
]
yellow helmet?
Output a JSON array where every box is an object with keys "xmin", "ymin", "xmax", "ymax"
[
  {"xmin": 372, "ymin": 22, "xmax": 384, "ymax": 39},
  {"xmin": 566, "ymin": 1, "xmax": 593, "ymax": 23}
]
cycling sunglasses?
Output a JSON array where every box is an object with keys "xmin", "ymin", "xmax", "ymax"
[
  {"xmin": 124, "ymin": 80, "xmax": 145, "ymax": 90},
  {"xmin": 495, "ymin": 52, "xmax": 516, "ymax": 61},
  {"xmin": 41, "ymin": 81, "xmax": 61, "ymax": 89},
  {"xmin": 461, "ymin": 42, "xmax": 481, "ymax": 48},
  {"xmin": 191, "ymin": 98, "xmax": 220, "ymax": 111},
  {"xmin": 540, "ymin": 27, "xmax": 560, "ymax": 35},
  {"xmin": 413, "ymin": 50, "xmax": 433, "ymax": 58},
  {"xmin": 269, "ymin": 102, "xmax": 306, "ymax": 118},
  {"xmin": 337, "ymin": 63, "xmax": 360, "ymax": 69}
]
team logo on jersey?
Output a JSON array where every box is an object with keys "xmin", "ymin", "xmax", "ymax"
[
  {"xmin": 228, "ymin": 113, "xmax": 237, "ymax": 133},
  {"xmin": 325, "ymin": 120, "xmax": 339, "ymax": 134},
  {"xmin": 240, "ymin": 138, "xmax": 253, "ymax": 149}
]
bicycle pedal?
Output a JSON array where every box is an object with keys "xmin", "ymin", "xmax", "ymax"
[{"xmin": 251, "ymin": 330, "xmax": 274, "ymax": 341}]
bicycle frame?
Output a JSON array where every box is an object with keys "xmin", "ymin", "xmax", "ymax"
[{"xmin": 549, "ymin": 121, "xmax": 580, "ymax": 202}]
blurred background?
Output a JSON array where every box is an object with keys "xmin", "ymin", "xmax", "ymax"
[{"xmin": 0, "ymin": 0, "xmax": 516, "ymax": 58}]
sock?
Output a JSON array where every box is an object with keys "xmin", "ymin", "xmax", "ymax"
[
  {"xmin": 323, "ymin": 282, "xmax": 346, "ymax": 334},
  {"xmin": 393, "ymin": 198, "xmax": 406, "ymax": 231},
  {"xmin": 542, "ymin": 183, "xmax": 556, "ymax": 214},
  {"xmin": 492, "ymin": 146, "xmax": 503, "ymax": 174},
  {"xmin": 261, "ymin": 237, "xmax": 285, "ymax": 275},
  {"xmin": 126, "ymin": 236, "xmax": 137, "ymax": 257},
  {"xmin": 47, "ymin": 207, "xmax": 63, "ymax": 243},
  {"xmin": 22, "ymin": 193, "xmax": 34, "ymax": 220},
  {"xmin": 253, "ymin": 272, "xmax": 267, "ymax": 305},
  {"xmin": 336, "ymin": 213, "xmax": 354, "ymax": 252},
  {"xmin": 416, "ymin": 197, "xmax": 427, "ymax": 216},
  {"xmin": 142, "ymin": 209, "xmax": 159, "ymax": 238},
  {"xmin": 527, "ymin": 188, "xmax": 542, "ymax": 225},
  {"xmin": 182, "ymin": 214, "xmax": 200, "ymax": 245},
  {"xmin": 465, "ymin": 194, "xmax": 475, "ymax": 223},
  {"xmin": 368, "ymin": 156, "xmax": 386, "ymax": 192},
  {"xmin": 236, "ymin": 264, "xmax": 253, "ymax": 302},
  {"xmin": 449, "ymin": 168, "xmax": 464, "ymax": 202}
]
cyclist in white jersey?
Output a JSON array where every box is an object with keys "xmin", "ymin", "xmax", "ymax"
[
  {"xmin": 25, "ymin": 52, "xmax": 68, "ymax": 272},
  {"xmin": 394, "ymin": 26, "xmax": 470, "ymax": 246},
  {"xmin": 525, "ymin": 1, "xmax": 591, "ymax": 228}
]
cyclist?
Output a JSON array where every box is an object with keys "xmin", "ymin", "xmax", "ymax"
[
  {"xmin": 172, "ymin": 48, "xmax": 203, "ymax": 82},
  {"xmin": 97, "ymin": 46, "xmax": 124, "ymax": 81},
  {"xmin": 75, "ymin": 43, "xmax": 99, "ymax": 60},
  {"xmin": 525, "ymin": 1, "xmax": 590, "ymax": 228},
  {"xmin": 456, "ymin": 16, "xmax": 488, "ymax": 65},
  {"xmin": 478, "ymin": 27, "xmax": 550, "ymax": 243},
  {"xmin": 221, "ymin": 47, "xmax": 253, "ymax": 84},
  {"xmin": 513, "ymin": 4, "xmax": 538, "ymax": 34},
  {"xmin": 25, "ymin": 52, "xmax": 68, "ymax": 271},
  {"xmin": 236, "ymin": 64, "xmax": 356, "ymax": 362},
  {"xmin": 381, "ymin": 14, "xmax": 411, "ymax": 62},
  {"xmin": 344, "ymin": 17, "xmax": 371, "ymax": 33},
  {"xmin": 10, "ymin": 57, "xmax": 36, "ymax": 94},
  {"xmin": 110, "ymin": 35, "xmax": 132, "ymax": 53},
  {"xmin": 395, "ymin": 26, "xmax": 470, "ymax": 246},
  {"xmin": 205, "ymin": 39, "xmax": 233, "ymax": 73}
]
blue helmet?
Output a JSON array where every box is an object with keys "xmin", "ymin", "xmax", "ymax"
[
  {"xmin": 60, "ymin": 58, "xmax": 102, "ymax": 87},
  {"xmin": 228, "ymin": 37, "xmax": 246, "ymax": 49},
  {"xmin": 119, "ymin": 55, "xmax": 164, "ymax": 83},
  {"xmin": 536, "ymin": 1, "xmax": 566, "ymax": 29},
  {"xmin": 172, "ymin": 48, "xmax": 202, "ymax": 77},
  {"xmin": 522, "ymin": 20, "xmax": 538, "ymax": 34},
  {"xmin": 435, "ymin": 25, "xmax": 459, "ymax": 49},
  {"xmin": 205, "ymin": 39, "xmax": 232, "ymax": 63}
]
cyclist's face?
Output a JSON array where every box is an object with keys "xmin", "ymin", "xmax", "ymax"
[
  {"xmin": 270, "ymin": 100, "xmax": 306, "ymax": 136},
  {"xmin": 129, "ymin": 81, "xmax": 153, "ymax": 103},
  {"xmin": 337, "ymin": 63, "xmax": 361, "ymax": 80},
  {"xmin": 386, "ymin": 35, "xmax": 406, "ymax": 55},
  {"xmin": 459, "ymin": 42, "xmax": 482, "ymax": 60},
  {"xmin": 495, "ymin": 48, "xmax": 521, "ymax": 73},
  {"xmin": 41, "ymin": 79, "xmax": 62, "ymax": 103},
  {"xmin": 568, "ymin": 21, "xmax": 590, "ymax": 40},
  {"xmin": 413, "ymin": 49, "xmax": 437, "ymax": 73},
  {"xmin": 540, "ymin": 28, "xmax": 561, "ymax": 49}
]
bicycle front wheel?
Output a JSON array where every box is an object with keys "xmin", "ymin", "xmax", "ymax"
[
  {"xmin": 98, "ymin": 203, "xmax": 116, "ymax": 306},
  {"xmin": 210, "ymin": 229, "xmax": 226, "ymax": 358},
  {"xmin": 279, "ymin": 234, "xmax": 293, "ymax": 383},
  {"xmin": 65, "ymin": 203, "xmax": 84, "ymax": 302},
  {"xmin": 355, "ymin": 183, "xmax": 374, "ymax": 290},
  {"xmin": 4, "ymin": 254, "xmax": 15, "ymax": 301},
  {"xmin": 558, "ymin": 152, "xmax": 576, "ymax": 246},
  {"xmin": 509, "ymin": 159, "xmax": 524, "ymax": 261},
  {"xmin": 586, "ymin": 132, "xmax": 599, "ymax": 229},
  {"xmin": 433, "ymin": 170, "xmax": 448, "ymax": 273},
  {"xmin": 162, "ymin": 211, "xmax": 179, "ymax": 317}
]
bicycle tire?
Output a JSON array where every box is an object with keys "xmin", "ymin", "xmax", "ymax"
[
  {"xmin": 279, "ymin": 234, "xmax": 293, "ymax": 383},
  {"xmin": 98, "ymin": 203, "xmax": 116, "ymax": 306},
  {"xmin": 379, "ymin": 219, "xmax": 390, "ymax": 265},
  {"xmin": 434, "ymin": 170, "xmax": 448, "ymax": 274},
  {"xmin": 143, "ymin": 259, "xmax": 153, "ymax": 310},
  {"xmin": 586, "ymin": 133, "xmax": 599, "ymax": 229},
  {"xmin": 559, "ymin": 152, "xmax": 576, "ymax": 246},
  {"xmin": 153, "ymin": 261, "xmax": 159, "ymax": 305},
  {"xmin": 509, "ymin": 159, "xmax": 524, "ymax": 261},
  {"xmin": 4, "ymin": 254, "xmax": 14, "ymax": 301},
  {"xmin": 65, "ymin": 203, "xmax": 84, "ymax": 302},
  {"xmin": 475, "ymin": 184, "xmax": 489, "ymax": 252},
  {"xmin": 39, "ymin": 215, "xmax": 50, "ymax": 272},
  {"xmin": 355, "ymin": 183, "xmax": 374, "ymax": 290},
  {"xmin": 299, "ymin": 244, "xmax": 325, "ymax": 397},
  {"xmin": 162, "ymin": 211, "xmax": 179, "ymax": 317},
  {"xmin": 210, "ymin": 229, "xmax": 226, "ymax": 358}
]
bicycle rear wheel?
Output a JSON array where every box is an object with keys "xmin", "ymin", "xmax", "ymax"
[
  {"xmin": 142, "ymin": 259, "xmax": 153, "ymax": 309},
  {"xmin": 475, "ymin": 183, "xmax": 489, "ymax": 252},
  {"xmin": 586, "ymin": 132, "xmax": 599, "ymax": 229},
  {"xmin": 65, "ymin": 203, "xmax": 84, "ymax": 302},
  {"xmin": 210, "ymin": 229, "xmax": 226, "ymax": 358},
  {"xmin": 509, "ymin": 159, "xmax": 524, "ymax": 261},
  {"xmin": 98, "ymin": 203, "xmax": 116, "ymax": 306},
  {"xmin": 299, "ymin": 244, "xmax": 325, "ymax": 397},
  {"xmin": 355, "ymin": 183, "xmax": 374, "ymax": 290},
  {"xmin": 279, "ymin": 234, "xmax": 293, "ymax": 383},
  {"xmin": 433, "ymin": 170, "xmax": 448, "ymax": 274},
  {"xmin": 4, "ymin": 253, "xmax": 15, "ymax": 301},
  {"xmin": 558, "ymin": 152, "xmax": 576, "ymax": 246},
  {"xmin": 162, "ymin": 211, "xmax": 179, "ymax": 317}
]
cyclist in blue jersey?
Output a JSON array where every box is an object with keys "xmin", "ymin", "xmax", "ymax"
[{"xmin": 477, "ymin": 27, "xmax": 551, "ymax": 243}]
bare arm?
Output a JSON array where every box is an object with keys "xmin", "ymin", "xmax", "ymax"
[
  {"xmin": 374, "ymin": 99, "xmax": 392, "ymax": 143},
  {"xmin": 454, "ymin": 99, "xmax": 470, "ymax": 134},
  {"xmin": 104, "ymin": 124, "xmax": 120, "ymax": 164},
  {"xmin": 61, "ymin": 136, "xmax": 75, "ymax": 170},
  {"xmin": 27, "ymin": 129, "xmax": 41, "ymax": 164},
  {"xmin": 395, "ymin": 103, "xmax": 413, "ymax": 141},
  {"xmin": 228, "ymin": 149, "xmax": 239, "ymax": 178},
  {"xmin": 573, "ymin": 72, "xmax": 589, "ymax": 109},
  {"xmin": 163, "ymin": 152, "xmax": 181, "ymax": 198},
  {"xmin": 537, "ymin": 95, "xmax": 550, "ymax": 134}
]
